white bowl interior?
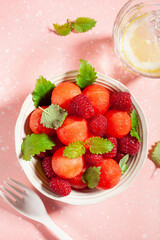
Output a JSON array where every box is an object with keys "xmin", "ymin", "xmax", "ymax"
[{"xmin": 15, "ymin": 71, "xmax": 148, "ymax": 205}]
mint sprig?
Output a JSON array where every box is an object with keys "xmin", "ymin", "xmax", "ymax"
[
  {"xmin": 40, "ymin": 104, "xmax": 68, "ymax": 129},
  {"xmin": 82, "ymin": 166, "xmax": 101, "ymax": 189},
  {"xmin": 53, "ymin": 17, "xmax": 96, "ymax": 36},
  {"xmin": 32, "ymin": 76, "xmax": 55, "ymax": 108},
  {"xmin": 151, "ymin": 142, "xmax": 160, "ymax": 166},
  {"xmin": 76, "ymin": 59, "xmax": 97, "ymax": 89},
  {"xmin": 53, "ymin": 23, "xmax": 71, "ymax": 36},
  {"xmin": 130, "ymin": 109, "xmax": 141, "ymax": 142},
  {"xmin": 21, "ymin": 133, "xmax": 55, "ymax": 161},
  {"xmin": 63, "ymin": 141, "xmax": 86, "ymax": 159},
  {"xmin": 74, "ymin": 17, "xmax": 96, "ymax": 33},
  {"xmin": 62, "ymin": 137, "xmax": 114, "ymax": 158},
  {"xmin": 119, "ymin": 154, "xmax": 129, "ymax": 174},
  {"xmin": 89, "ymin": 137, "xmax": 114, "ymax": 154}
]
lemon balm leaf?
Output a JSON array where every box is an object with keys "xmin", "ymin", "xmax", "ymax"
[
  {"xmin": 21, "ymin": 134, "xmax": 55, "ymax": 161},
  {"xmin": 53, "ymin": 17, "xmax": 96, "ymax": 36},
  {"xmin": 40, "ymin": 104, "xmax": 68, "ymax": 129},
  {"xmin": 130, "ymin": 128, "xmax": 141, "ymax": 142},
  {"xmin": 119, "ymin": 154, "xmax": 129, "ymax": 174},
  {"xmin": 53, "ymin": 23, "xmax": 71, "ymax": 36},
  {"xmin": 89, "ymin": 137, "xmax": 114, "ymax": 154},
  {"xmin": 74, "ymin": 17, "xmax": 96, "ymax": 32},
  {"xmin": 131, "ymin": 109, "xmax": 139, "ymax": 129},
  {"xmin": 130, "ymin": 109, "xmax": 141, "ymax": 142},
  {"xmin": 32, "ymin": 76, "xmax": 55, "ymax": 107},
  {"xmin": 63, "ymin": 141, "xmax": 86, "ymax": 159},
  {"xmin": 151, "ymin": 142, "xmax": 160, "ymax": 166},
  {"xmin": 82, "ymin": 166, "xmax": 101, "ymax": 189},
  {"xmin": 76, "ymin": 59, "xmax": 97, "ymax": 89}
]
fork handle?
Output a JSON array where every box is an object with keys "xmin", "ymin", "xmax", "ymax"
[{"xmin": 40, "ymin": 215, "xmax": 72, "ymax": 240}]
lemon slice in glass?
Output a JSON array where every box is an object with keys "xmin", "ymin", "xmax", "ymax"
[{"xmin": 122, "ymin": 14, "xmax": 160, "ymax": 74}]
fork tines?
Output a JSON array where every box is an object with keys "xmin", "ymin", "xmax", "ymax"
[{"xmin": 0, "ymin": 178, "xmax": 26, "ymax": 203}]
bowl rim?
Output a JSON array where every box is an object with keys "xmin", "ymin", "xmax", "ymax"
[{"xmin": 15, "ymin": 71, "xmax": 148, "ymax": 205}]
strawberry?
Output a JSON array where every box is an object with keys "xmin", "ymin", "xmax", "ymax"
[
  {"xmin": 105, "ymin": 110, "xmax": 131, "ymax": 138},
  {"xmin": 29, "ymin": 107, "xmax": 56, "ymax": 136},
  {"xmin": 97, "ymin": 159, "xmax": 121, "ymax": 189},
  {"xmin": 52, "ymin": 147, "xmax": 84, "ymax": 179},
  {"xmin": 82, "ymin": 84, "xmax": 110, "ymax": 115},
  {"xmin": 56, "ymin": 116, "xmax": 89, "ymax": 145},
  {"xmin": 51, "ymin": 82, "xmax": 81, "ymax": 111},
  {"xmin": 68, "ymin": 166, "xmax": 88, "ymax": 189}
]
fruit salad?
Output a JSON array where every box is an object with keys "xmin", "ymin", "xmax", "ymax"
[{"xmin": 21, "ymin": 59, "xmax": 141, "ymax": 197}]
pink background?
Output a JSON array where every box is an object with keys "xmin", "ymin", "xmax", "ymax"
[{"xmin": 0, "ymin": 0, "xmax": 160, "ymax": 239}]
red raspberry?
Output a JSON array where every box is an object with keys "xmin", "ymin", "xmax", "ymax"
[
  {"xmin": 83, "ymin": 149, "xmax": 103, "ymax": 166},
  {"xmin": 50, "ymin": 135, "xmax": 65, "ymax": 155},
  {"xmin": 110, "ymin": 92, "xmax": 132, "ymax": 111},
  {"xmin": 49, "ymin": 176, "xmax": 71, "ymax": 196},
  {"xmin": 36, "ymin": 150, "xmax": 51, "ymax": 159},
  {"xmin": 103, "ymin": 137, "xmax": 117, "ymax": 158},
  {"xmin": 114, "ymin": 152, "xmax": 125, "ymax": 162},
  {"xmin": 88, "ymin": 114, "xmax": 107, "ymax": 136},
  {"xmin": 69, "ymin": 94, "xmax": 94, "ymax": 119},
  {"xmin": 42, "ymin": 156, "xmax": 56, "ymax": 179},
  {"xmin": 118, "ymin": 135, "xmax": 140, "ymax": 156}
]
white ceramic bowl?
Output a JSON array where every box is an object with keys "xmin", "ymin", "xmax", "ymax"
[{"xmin": 15, "ymin": 71, "xmax": 148, "ymax": 205}]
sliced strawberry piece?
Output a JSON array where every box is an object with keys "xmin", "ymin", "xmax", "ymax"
[
  {"xmin": 56, "ymin": 116, "xmax": 89, "ymax": 145},
  {"xmin": 51, "ymin": 147, "xmax": 84, "ymax": 179},
  {"xmin": 29, "ymin": 107, "xmax": 56, "ymax": 136},
  {"xmin": 105, "ymin": 110, "xmax": 131, "ymax": 138},
  {"xmin": 97, "ymin": 159, "xmax": 121, "ymax": 190},
  {"xmin": 68, "ymin": 166, "xmax": 88, "ymax": 189}
]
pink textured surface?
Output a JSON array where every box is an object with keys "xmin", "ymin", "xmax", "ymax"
[{"xmin": 0, "ymin": 0, "xmax": 160, "ymax": 239}]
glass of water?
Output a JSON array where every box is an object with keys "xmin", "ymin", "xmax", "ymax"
[{"xmin": 113, "ymin": 0, "xmax": 160, "ymax": 78}]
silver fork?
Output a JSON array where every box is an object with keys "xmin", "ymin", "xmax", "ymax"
[{"xmin": 0, "ymin": 178, "xmax": 72, "ymax": 240}]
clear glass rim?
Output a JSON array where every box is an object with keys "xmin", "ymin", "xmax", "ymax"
[{"xmin": 113, "ymin": 0, "xmax": 160, "ymax": 79}]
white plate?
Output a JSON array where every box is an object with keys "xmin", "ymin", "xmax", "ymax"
[{"xmin": 15, "ymin": 71, "xmax": 148, "ymax": 205}]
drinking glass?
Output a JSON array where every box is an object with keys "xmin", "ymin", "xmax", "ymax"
[{"xmin": 113, "ymin": 0, "xmax": 160, "ymax": 78}]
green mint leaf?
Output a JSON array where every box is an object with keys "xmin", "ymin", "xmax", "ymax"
[
  {"xmin": 40, "ymin": 104, "xmax": 68, "ymax": 129},
  {"xmin": 131, "ymin": 109, "xmax": 139, "ymax": 129},
  {"xmin": 119, "ymin": 154, "xmax": 129, "ymax": 174},
  {"xmin": 53, "ymin": 23, "xmax": 71, "ymax": 36},
  {"xmin": 76, "ymin": 59, "xmax": 97, "ymax": 89},
  {"xmin": 130, "ymin": 109, "xmax": 141, "ymax": 142},
  {"xmin": 151, "ymin": 142, "xmax": 160, "ymax": 166},
  {"xmin": 82, "ymin": 166, "xmax": 101, "ymax": 189},
  {"xmin": 63, "ymin": 141, "xmax": 86, "ymax": 159},
  {"xmin": 130, "ymin": 128, "xmax": 141, "ymax": 142},
  {"xmin": 21, "ymin": 133, "xmax": 55, "ymax": 161},
  {"xmin": 89, "ymin": 137, "xmax": 114, "ymax": 154},
  {"xmin": 74, "ymin": 17, "xmax": 96, "ymax": 32},
  {"xmin": 32, "ymin": 76, "xmax": 55, "ymax": 108}
]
